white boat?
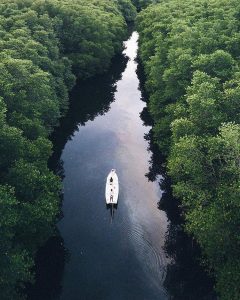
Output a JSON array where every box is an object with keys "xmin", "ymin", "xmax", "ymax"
[{"xmin": 105, "ymin": 169, "xmax": 119, "ymax": 205}]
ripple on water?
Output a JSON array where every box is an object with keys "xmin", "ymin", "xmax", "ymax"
[{"xmin": 127, "ymin": 223, "xmax": 168, "ymax": 296}]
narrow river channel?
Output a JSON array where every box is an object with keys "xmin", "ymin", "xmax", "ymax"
[
  {"xmin": 54, "ymin": 32, "xmax": 169, "ymax": 300},
  {"xmin": 27, "ymin": 30, "xmax": 216, "ymax": 300}
]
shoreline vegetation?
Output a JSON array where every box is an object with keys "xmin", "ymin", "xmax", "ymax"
[
  {"xmin": 137, "ymin": 0, "xmax": 240, "ymax": 299},
  {"xmin": 1, "ymin": 0, "xmax": 239, "ymax": 299},
  {"xmin": 0, "ymin": 1, "xmax": 136, "ymax": 299}
]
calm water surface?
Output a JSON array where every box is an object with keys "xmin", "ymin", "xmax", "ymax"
[
  {"xmin": 28, "ymin": 31, "xmax": 216, "ymax": 300},
  {"xmin": 58, "ymin": 32, "xmax": 169, "ymax": 300}
]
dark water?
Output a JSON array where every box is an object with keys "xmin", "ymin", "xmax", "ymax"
[
  {"xmin": 56, "ymin": 32, "xmax": 168, "ymax": 300},
  {"xmin": 28, "ymin": 32, "xmax": 215, "ymax": 300}
]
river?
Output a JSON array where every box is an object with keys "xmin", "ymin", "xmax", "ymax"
[
  {"xmin": 28, "ymin": 31, "xmax": 215, "ymax": 300},
  {"xmin": 57, "ymin": 31, "xmax": 168, "ymax": 300}
]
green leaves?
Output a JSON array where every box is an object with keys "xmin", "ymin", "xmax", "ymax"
[
  {"xmin": 0, "ymin": 185, "xmax": 33, "ymax": 300},
  {"xmin": 8, "ymin": 160, "xmax": 61, "ymax": 203},
  {"xmin": 0, "ymin": 0, "xmax": 130, "ymax": 297},
  {"xmin": 193, "ymin": 50, "xmax": 236, "ymax": 81},
  {"xmin": 35, "ymin": 0, "xmax": 129, "ymax": 78},
  {"xmin": 137, "ymin": 0, "xmax": 240, "ymax": 298}
]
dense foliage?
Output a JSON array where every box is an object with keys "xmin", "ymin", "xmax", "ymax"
[
  {"xmin": 131, "ymin": 0, "xmax": 159, "ymax": 11},
  {"xmin": 0, "ymin": 0, "xmax": 135, "ymax": 298},
  {"xmin": 137, "ymin": 0, "xmax": 240, "ymax": 299},
  {"xmin": 131, "ymin": 0, "xmax": 151, "ymax": 10}
]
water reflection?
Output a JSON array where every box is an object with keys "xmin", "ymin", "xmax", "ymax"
[
  {"xmin": 106, "ymin": 203, "xmax": 118, "ymax": 221},
  {"xmin": 159, "ymin": 174, "xmax": 216, "ymax": 299},
  {"xmin": 28, "ymin": 51, "xmax": 129, "ymax": 300},
  {"xmin": 28, "ymin": 30, "xmax": 217, "ymax": 300},
  {"xmin": 137, "ymin": 60, "xmax": 216, "ymax": 299},
  {"xmin": 49, "ymin": 53, "xmax": 129, "ymax": 176},
  {"xmin": 27, "ymin": 234, "xmax": 68, "ymax": 300},
  {"xmin": 56, "ymin": 32, "xmax": 169, "ymax": 300}
]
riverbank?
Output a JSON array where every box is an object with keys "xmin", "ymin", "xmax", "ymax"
[
  {"xmin": 0, "ymin": 1, "xmax": 135, "ymax": 298},
  {"xmin": 28, "ymin": 29, "xmax": 216, "ymax": 300},
  {"xmin": 137, "ymin": 1, "xmax": 240, "ymax": 298}
]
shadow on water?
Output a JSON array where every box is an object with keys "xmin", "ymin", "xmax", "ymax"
[
  {"xmin": 106, "ymin": 203, "xmax": 118, "ymax": 220},
  {"xmin": 27, "ymin": 51, "xmax": 128, "ymax": 300},
  {"xmin": 160, "ymin": 175, "xmax": 216, "ymax": 300},
  {"xmin": 27, "ymin": 29, "xmax": 216, "ymax": 300},
  {"xmin": 137, "ymin": 60, "xmax": 217, "ymax": 300},
  {"xmin": 26, "ymin": 234, "xmax": 68, "ymax": 300},
  {"xmin": 49, "ymin": 52, "xmax": 129, "ymax": 177}
]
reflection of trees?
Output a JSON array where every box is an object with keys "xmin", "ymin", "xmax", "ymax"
[
  {"xmin": 137, "ymin": 61, "xmax": 216, "ymax": 300},
  {"xmin": 26, "ymin": 234, "xmax": 68, "ymax": 300},
  {"xmin": 161, "ymin": 180, "xmax": 216, "ymax": 300},
  {"xmin": 144, "ymin": 130, "xmax": 165, "ymax": 182},
  {"xmin": 27, "ymin": 51, "xmax": 128, "ymax": 300},
  {"xmin": 48, "ymin": 53, "xmax": 128, "ymax": 176}
]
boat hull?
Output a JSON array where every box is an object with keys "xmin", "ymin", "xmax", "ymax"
[{"xmin": 105, "ymin": 170, "xmax": 119, "ymax": 204}]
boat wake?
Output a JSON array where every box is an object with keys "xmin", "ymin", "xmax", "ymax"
[{"xmin": 128, "ymin": 223, "xmax": 168, "ymax": 297}]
